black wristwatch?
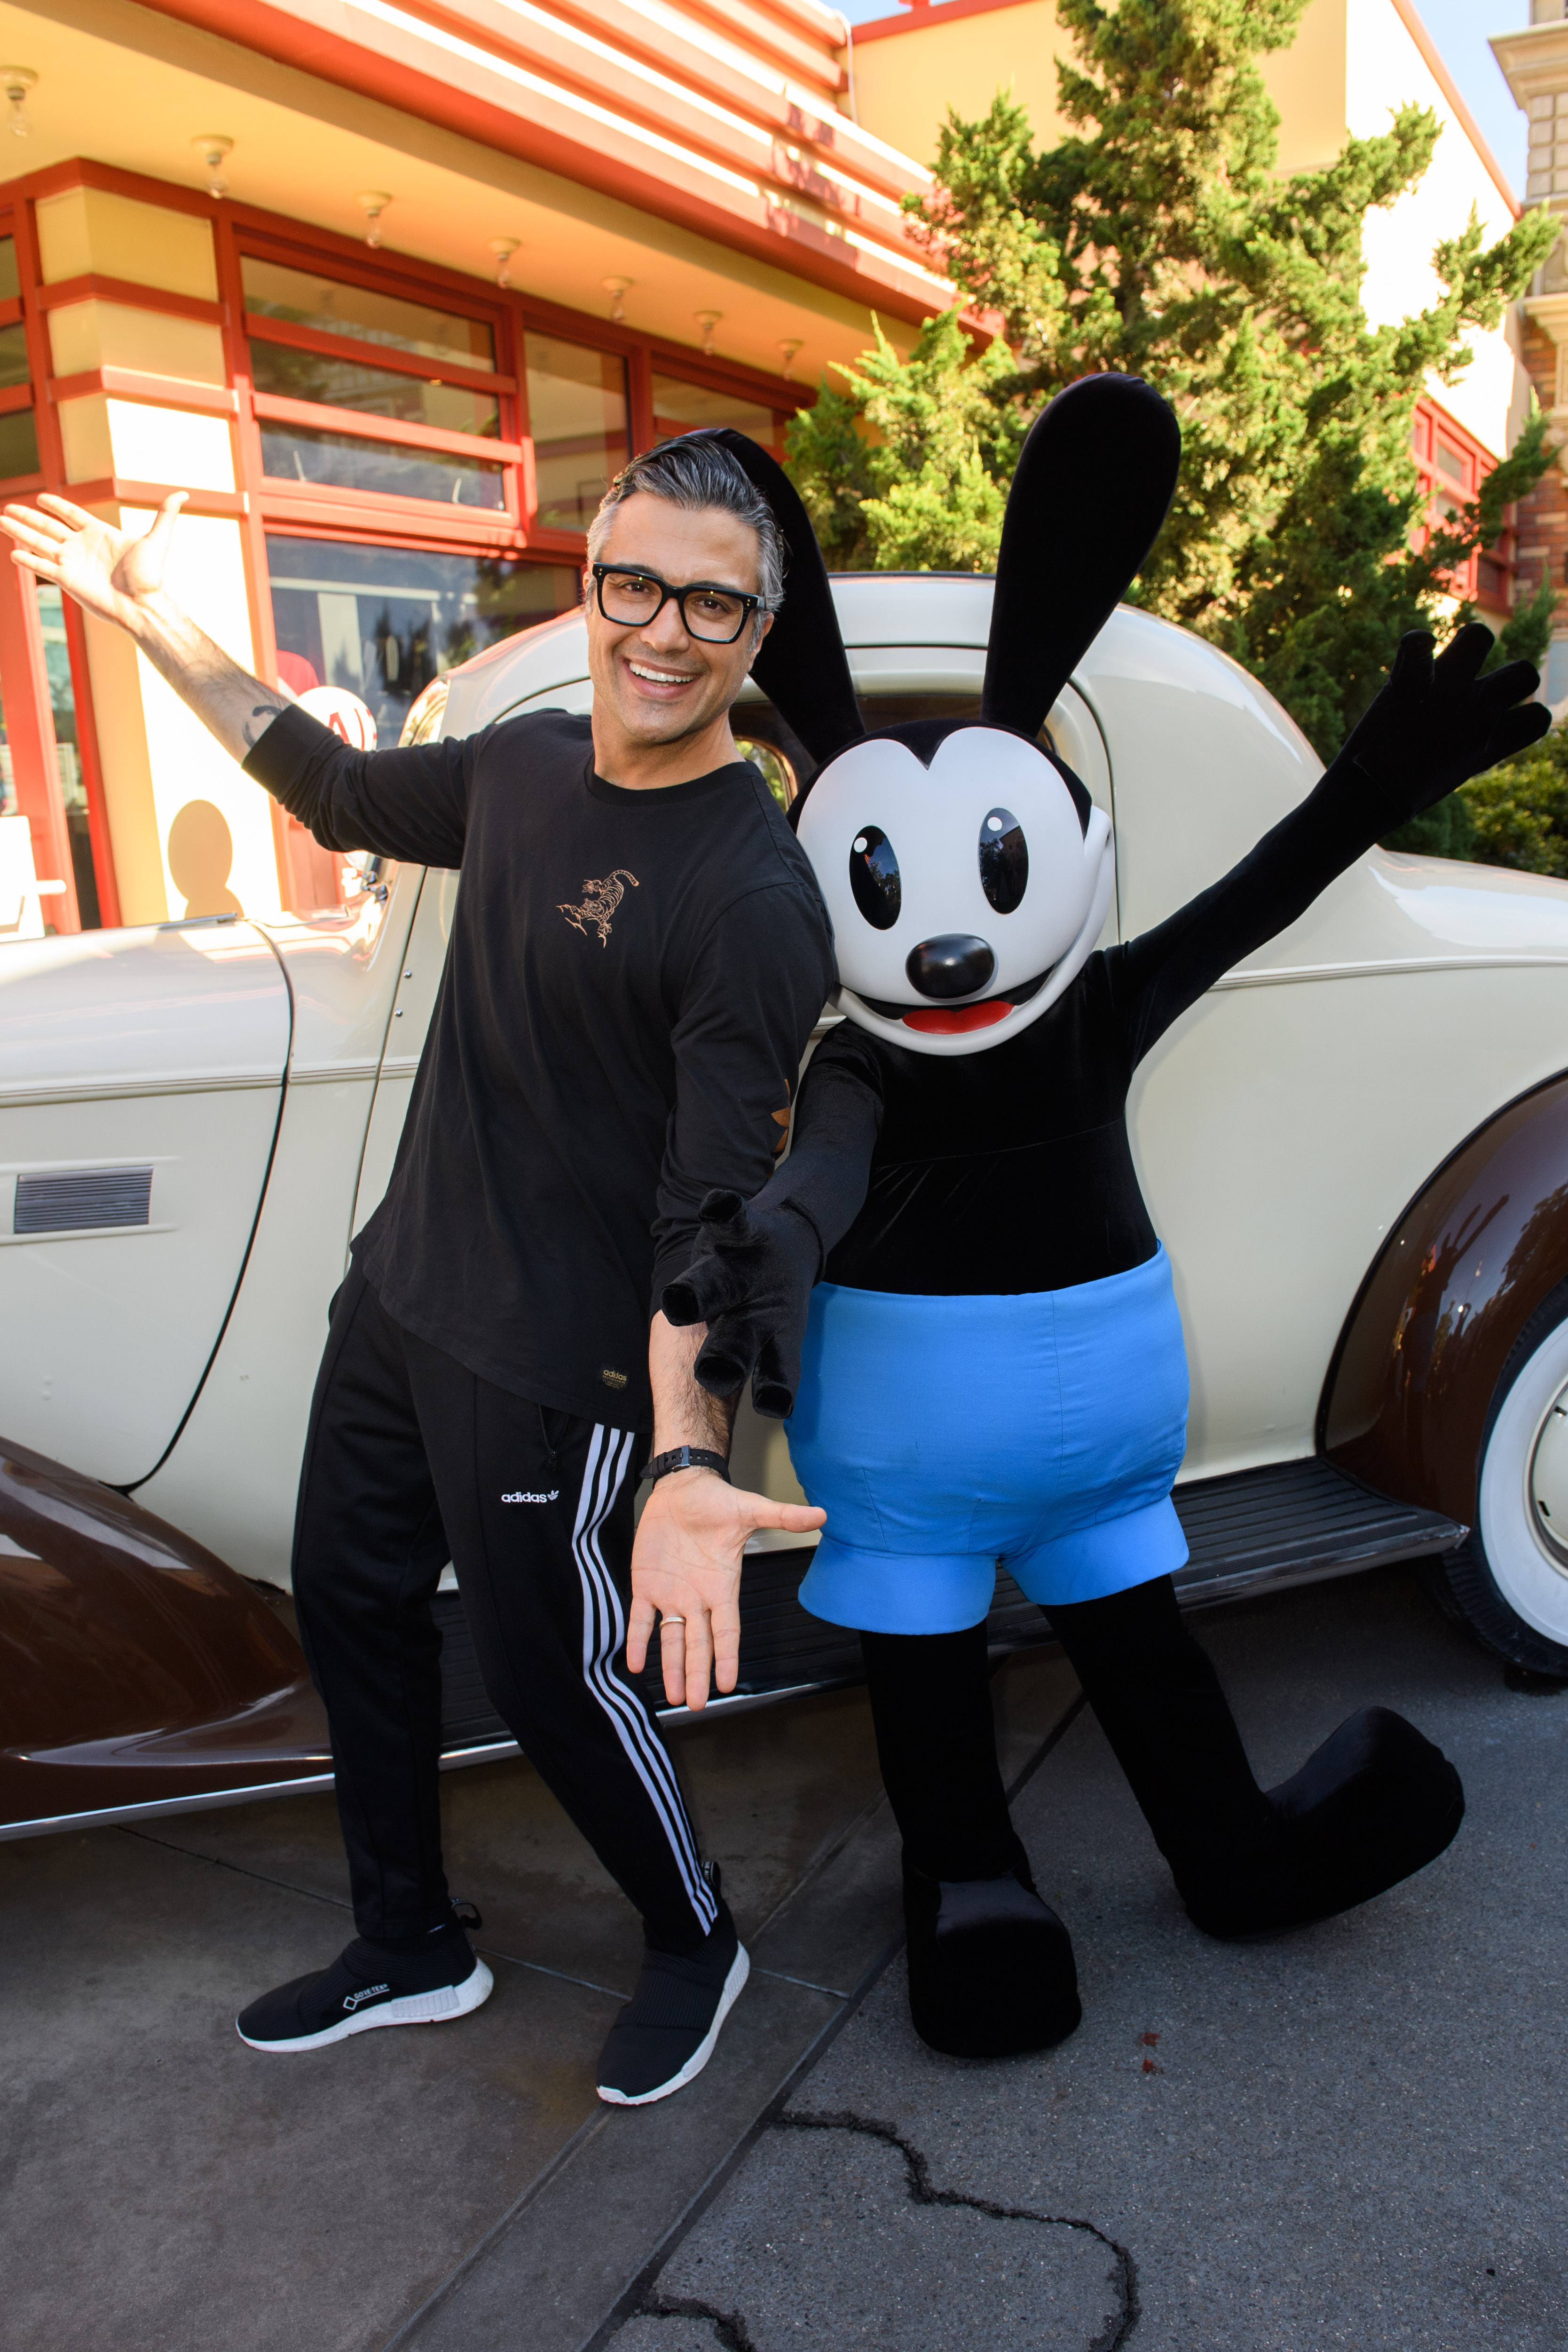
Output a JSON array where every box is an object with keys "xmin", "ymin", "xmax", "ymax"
[{"xmin": 639, "ymin": 1445, "xmax": 731, "ymax": 1486}]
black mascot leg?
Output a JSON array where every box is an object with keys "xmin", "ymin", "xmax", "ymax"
[
  {"xmin": 860, "ymin": 1626, "xmax": 1080, "ymax": 2057},
  {"xmin": 1044, "ymin": 1576, "xmax": 1465, "ymax": 1937}
]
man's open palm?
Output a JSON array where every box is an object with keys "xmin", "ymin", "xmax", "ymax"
[
  {"xmin": 629, "ymin": 1471, "xmax": 824, "ymax": 1712},
  {"xmin": 0, "ymin": 489, "xmax": 186, "ymax": 629}
]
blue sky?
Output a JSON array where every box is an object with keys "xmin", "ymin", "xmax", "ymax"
[{"xmin": 837, "ymin": 0, "xmax": 1532, "ymax": 198}]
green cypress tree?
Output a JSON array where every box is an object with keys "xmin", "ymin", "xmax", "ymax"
[{"xmin": 786, "ymin": 0, "xmax": 1559, "ymax": 760}]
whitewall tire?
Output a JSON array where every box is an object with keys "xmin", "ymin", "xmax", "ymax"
[{"xmin": 1443, "ymin": 1277, "xmax": 1568, "ymax": 1676}]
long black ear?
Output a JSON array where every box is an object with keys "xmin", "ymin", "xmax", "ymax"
[
  {"xmin": 981, "ymin": 375, "xmax": 1181, "ymax": 742},
  {"xmin": 689, "ymin": 428, "xmax": 865, "ymax": 770}
]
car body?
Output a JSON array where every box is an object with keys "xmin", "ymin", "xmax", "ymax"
[{"xmin": 7, "ymin": 573, "xmax": 1568, "ymax": 1841}]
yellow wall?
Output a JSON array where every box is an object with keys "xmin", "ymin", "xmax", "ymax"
[
  {"xmin": 850, "ymin": 0, "xmax": 1065, "ymax": 170},
  {"xmin": 849, "ymin": 0, "xmax": 1351, "ymax": 181},
  {"xmin": 33, "ymin": 187, "xmax": 278, "ymax": 926}
]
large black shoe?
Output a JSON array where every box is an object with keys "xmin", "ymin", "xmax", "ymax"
[
  {"xmin": 596, "ymin": 1894, "xmax": 749, "ymax": 2107},
  {"xmin": 1180, "ymin": 1705, "xmax": 1466, "ymax": 1940},
  {"xmin": 903, "ymin": 1851, "xmax": 1081, "ymax": 2060},
  {"xmin": 236, "ymin": 1917, "xmax": 492, "ymax": 2052}
]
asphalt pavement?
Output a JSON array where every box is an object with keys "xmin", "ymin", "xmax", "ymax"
[{"xmin": 3, "ymin": 1563, "xmax": 1564, "ymax": 2351}]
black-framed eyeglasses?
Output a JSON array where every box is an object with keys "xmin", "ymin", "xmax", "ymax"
[{"xmin": 591, "ymin": 564, "xmax": 765, "ymax": 645}]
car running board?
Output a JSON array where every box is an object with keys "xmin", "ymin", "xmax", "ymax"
[{"xmin": 435, "ymin": 1456, "xmax": 1465, "ymax": 1751}]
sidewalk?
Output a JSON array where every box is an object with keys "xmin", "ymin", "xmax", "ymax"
[
  {"xmin": 600, "ymin": 1568, "xmax": 1568, "ymax": 2352},
  {"xmin": 4, "ymin": 1564, "xmax": 1562, "ymax": 2350}
]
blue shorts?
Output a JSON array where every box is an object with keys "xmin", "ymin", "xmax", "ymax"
[{"xmin": 786, "ymin": 1246, "xmax": 1190, "ymax": 1635}]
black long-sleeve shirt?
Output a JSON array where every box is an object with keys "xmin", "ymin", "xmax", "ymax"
[
  {"xmin": 245, "ymin": 704, "xmax": 835, "ymax": 1424},
  {"xmin": 777, "ymin": 750, "xmax": 1402, "ymax": 1297}
]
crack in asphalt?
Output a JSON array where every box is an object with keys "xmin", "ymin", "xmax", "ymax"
[{"xmin": 632, "ymin": 2109, "xmax": 1140, "ymax": 2352}]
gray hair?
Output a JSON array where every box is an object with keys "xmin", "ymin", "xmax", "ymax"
[{"xmin": 587, "ymin": 434, "xmax": 785, "ymax": 615}]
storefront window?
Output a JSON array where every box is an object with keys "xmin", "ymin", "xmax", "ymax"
[
  {"xmin": 36, "ymin": 585, "xmax": 99, "ymax": 927},
  {"xmin": 257, "ymin": 420, "xmax": 507, "ymax": 509},
  {"xmin": 0, "ymin": 664, "xmax": 13, "ymax": 816},
  {"xmin": 651, "ymin": 374, "xmax": 782, "ymax": 452},
  {"xmin": 524, "ymin": 337, "xmax": 628, "ymax": 531},
  {"xmin": 0, "ymin": 237, "xmax": 17, "ymax": 300},
  {"xmin": 242, "ymin": 257, "xmax": 495, "ymax": 371},
  {"xmin": 266, "ymin": 537, "xmax": 579, "ymax": 744},
  {"xmin": 249, "ymin": 342, "xmax": 500, "ymax": 439}
]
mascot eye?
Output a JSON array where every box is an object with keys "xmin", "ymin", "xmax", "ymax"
[
  {"xmin": 978, "ymin": 807, "xmax": 1028, "ymax": 914},
  {"xmin": 849, "ymin": 826, "xmax": 901, "ymax": 930}
]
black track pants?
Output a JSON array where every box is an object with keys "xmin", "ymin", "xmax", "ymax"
[{"xmin": 290, "ymin": 1265, "xmax": 718, "ymax": 1951}]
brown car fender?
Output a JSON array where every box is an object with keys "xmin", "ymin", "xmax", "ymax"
[
  {"xmin": 1320, "ymin": 1071, "xmax": 1568, "ymax": 1529},
  {"xmin": 0, "ymin": 1437, "xmax": 329, "ymax": 1833}
]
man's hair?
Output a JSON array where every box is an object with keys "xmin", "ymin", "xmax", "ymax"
[{"xmin": 587, "ymin": 434, "xmax": 785, "ymax": 613}]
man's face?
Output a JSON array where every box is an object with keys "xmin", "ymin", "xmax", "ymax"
[{"xmin": 585, "ymin": 492, "xmax": 772, "ymax": 751}]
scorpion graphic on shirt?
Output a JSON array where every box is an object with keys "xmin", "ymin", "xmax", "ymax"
[{"xmin": 558, "ymin": 869, "xmax": 639, "ymax": 946}]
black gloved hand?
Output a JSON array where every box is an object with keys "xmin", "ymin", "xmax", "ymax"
[
  {"xmin": 661, "ymin": 1186, "xmax": 823, "ymax": 1418},
  {"xmin": 1341, "ymin": 622, "xmax": 1549, "ymax": 819}
]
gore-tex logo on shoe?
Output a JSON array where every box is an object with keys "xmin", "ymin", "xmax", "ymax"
[
  {"xmin": 343, "ymin": 1983, "xmax": 390, "ymax": 2011},
  {"xmin": 501, "ymin": 1490, "xmax": 559, "ymax": 1504}
]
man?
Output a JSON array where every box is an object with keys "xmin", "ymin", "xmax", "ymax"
[{"xmin": 2, "ymin": 434, "xmax": 832, "ymax": 2106}]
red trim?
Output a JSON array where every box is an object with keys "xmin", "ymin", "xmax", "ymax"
[
  {"xmin": 49, "ymin": 368, "xmax": 237, "ymax": 414},
  {"xmin": 128, "ymin": 0, "xmax": 943, "ymax": 322},
  {"xmin": 251, "ymin": 390, "xmax": 518, "ymax": 463},
  {"xmin": 35, "ymin": 274, "xmax": 225, "ymax": 324},
  {"xmin": 1387, "ymin": 0, "xmax": 1518, "ymax": 220},
  {"xmin": 851, "ymin": 0, "xmax": 1037, "ymax": 39},
  {"xmin": 0, "ymin": 382, "xmax": 31, "ymax": 416},
  {"xmin": 255, "ymin": 483, "xmax": 520, "ymax": 541},
  {"xmin": 1411, "ymin": 394, "xmax": 1511, "ymax": 608},
  {"xmin": 245, "ymin": 314, "xmax": 512, "ymax": 395},
  {"xmin": 63, "ymin": 477, "xmax": 250, "ymax": 517}
]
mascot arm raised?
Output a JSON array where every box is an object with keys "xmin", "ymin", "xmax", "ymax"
[
  {"xmin": 661, "ymin": 1051, "xmax": 882, "ymax": 1413},
  {"xmin": 1114, "ymin": 622, "xmax": 1547, "ymax": 1069}
]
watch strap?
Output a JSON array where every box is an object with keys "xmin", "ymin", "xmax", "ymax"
[{"xmin": 639, "ymin": 1444, "xmax": 732, "ymax": 1485}]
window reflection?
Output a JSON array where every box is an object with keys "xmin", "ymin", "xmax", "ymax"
[
  {"xmin": 242, "ymin": 257, "xmax": 495, "ymax": 371},
  {"xmin": 258, "ymin": 420, "xmax": 507, "ymax": 508},
  {"xmin": 250, "ymin": 342, "xmax": 499, "ymax": 439},
  {"xmin": 266, "ymin": 536, "xmax": 580, "ymax": 745},
  {"xmin": 37, "ymin": 584, "xmax": 99, "ymax": 928},
  {"xmin": 0, "ymin": 406, "xmax": 38, "ymax": 480},
  {"xmin": 651, "ymin": 374, "xmax": 782, "ymax": 453},
  {"xmin": 524, "ymin": 337, "xmax": 628, "ymax": 531}
]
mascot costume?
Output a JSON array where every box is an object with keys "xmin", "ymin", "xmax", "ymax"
[{"xmin": 666, "ymin": 379, "xmax": 1545, "ymax": 2060}]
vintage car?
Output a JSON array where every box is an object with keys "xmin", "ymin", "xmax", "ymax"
[{"xmin": 6, "ymin": 574, "xmax": 1568, "ymax": 1845}]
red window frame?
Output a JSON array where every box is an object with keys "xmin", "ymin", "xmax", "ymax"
[
  {"xmin": 0, "ymin": 156, "xmax": 809, "ymax": 923},
  {"xmin": 1411, "ymin": 396, "xmax": 1514, "ymax": 613}
]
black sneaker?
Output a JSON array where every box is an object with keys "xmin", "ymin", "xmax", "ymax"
[
  {"xmin": 236, "ymin": 1919, "xmax": 492, "ymax": 2053},
  {"xmin": 596, "ymin": 1900, "xmax": 749, "ymax": 2107}
]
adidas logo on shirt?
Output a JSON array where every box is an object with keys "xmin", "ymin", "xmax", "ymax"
[{"xmin": 501, "ymin": 1490, "xmax": 560, "ymax": 1504}]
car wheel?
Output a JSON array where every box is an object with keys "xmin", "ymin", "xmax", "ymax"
[{"xmin": 1436, "ymin": 1274, "xmax": 1568, "ymax": 1676}]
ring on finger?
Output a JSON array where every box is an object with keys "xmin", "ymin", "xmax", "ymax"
[{"xmin": 661, "ymin": 1613, "xmax": 686, "ymax": 1628}]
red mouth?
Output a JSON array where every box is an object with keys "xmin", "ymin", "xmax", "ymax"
[{"xmin": 901, "ymin": 1000, "xmax": 1015, "ymax": 1035}]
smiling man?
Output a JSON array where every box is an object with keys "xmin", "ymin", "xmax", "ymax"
[{"xmin": 0, "ymin": 434, "xmax": 832, "ymax": 2107}]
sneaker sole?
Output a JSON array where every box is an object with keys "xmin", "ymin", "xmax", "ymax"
[
  {"xmin": 236, "ymin": 1958, "xmax": 494, "ymax": 2053},
  {"xmin": 596, "ymin": 1943, "xmax": 750, "ymax": 2108}
]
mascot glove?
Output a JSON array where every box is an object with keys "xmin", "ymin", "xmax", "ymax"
[
  {"xmin": 1341, "ymin": 622, "xmax": 1549, "ymax": 817},
  {"xmin": 661, "ymin": 1188, "xmax": 822, "ymax": 1418}
]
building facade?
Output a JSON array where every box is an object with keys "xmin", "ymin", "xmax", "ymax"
[{"xmin": 0, "ymin": 0, "xmax": 947, "ymax": 933}]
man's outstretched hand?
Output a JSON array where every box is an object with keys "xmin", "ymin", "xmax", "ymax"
[
  {"xmin": 0, "ymin": 490, "xmax": 186, "ymax": 628},
  {"xmin": 628, "ymin": 1468, "xmax": 824, "ymax": 1712},
  {"xmin": 1345, "ymin": 622, "xmax": 1550, "ymax": 817}
]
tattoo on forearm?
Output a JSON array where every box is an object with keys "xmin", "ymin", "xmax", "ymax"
[{"xmin": 242, "ymin": 700, "xmax": 287, "ymax": 748}]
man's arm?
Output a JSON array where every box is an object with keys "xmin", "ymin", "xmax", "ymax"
[
  {"xmin": 2, "ymin": 491, "xmax": 471, "ymax": 868},
  {"xmin": 625, "ymin": 1314, "xmax": 823, "ymax": 1713},
  {"xmin": 0, "ymin": 493, "xmax": 290, "ymax": 763}
]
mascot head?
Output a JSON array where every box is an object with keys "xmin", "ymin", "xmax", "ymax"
[{"xmin": 697, "ymin": 377, "xmax": 1181, "ymax": 1057}]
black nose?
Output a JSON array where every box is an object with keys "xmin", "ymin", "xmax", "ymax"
[{"xmin": 905, "ymin": 934, "xmax": 996, "ymax": 1000}]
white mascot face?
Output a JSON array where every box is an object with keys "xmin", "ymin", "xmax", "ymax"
[{"xmin": 796, "ymin": 726, "xmax": 1114, "ymax": 1058}]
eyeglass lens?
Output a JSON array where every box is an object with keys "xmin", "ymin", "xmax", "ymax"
[{"xmin": 599, "ymin": 570, "xmax": 750, "ymax": 642}]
